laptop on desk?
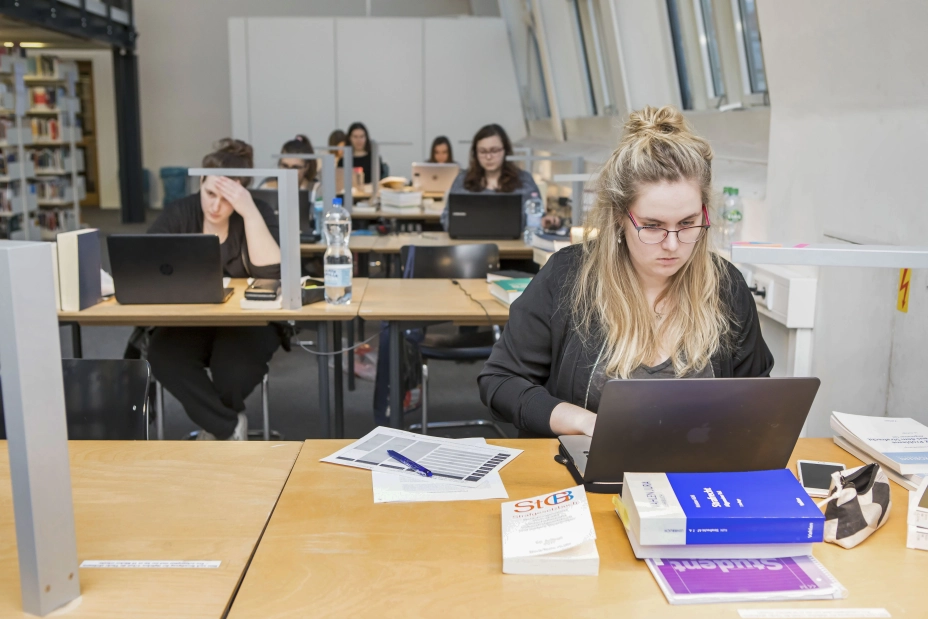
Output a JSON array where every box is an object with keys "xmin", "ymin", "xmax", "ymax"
[
  {"xmin": 411, "ymin": 162, "xmax": 459, "ymax": 193},
  {"xmin": 107, "ymin": 234, "xmax": 234, "ymax": 304},
  {"xmin": 446, "ymin": 193, "xmax": 523, "ymax": 240},
  {"xmin": 559, "ymin": 377, "xmax": 821, "ymax": 493}
]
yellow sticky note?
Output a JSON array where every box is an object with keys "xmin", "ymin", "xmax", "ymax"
[{"xmin": 897, "ymin": 268, "xmax": 911, "ymax": 313}]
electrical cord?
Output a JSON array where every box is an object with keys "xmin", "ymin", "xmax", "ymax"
[
  {"xmin": 451, "ymin": 279, "xmax": 494, "ymax": 327},
  {"xmin": 292, "ymin": 326, "xmax": 385, "ymax": 356}
]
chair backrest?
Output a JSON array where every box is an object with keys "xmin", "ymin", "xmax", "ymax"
[
  {"xmin": 399, "ymin": 244, "xmax": 500, "ymax": 279},
  {"xmin": 0, "ymin": 359, "xmax": 151, "ymax": 440}
]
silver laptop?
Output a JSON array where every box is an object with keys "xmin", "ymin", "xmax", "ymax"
[
  {"xmin": 411, "ymin": 162, "xmax": 459, "ymax": 193},
  {"xmin": 558, "ymin": 377, "xmax": 821, "ymax": 493}
]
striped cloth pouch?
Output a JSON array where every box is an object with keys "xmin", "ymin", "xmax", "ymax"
[{"xmin": 819, "ymin": 463, "xmax": 892, "ymax": 549}]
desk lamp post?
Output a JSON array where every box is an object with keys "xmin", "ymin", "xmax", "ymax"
[{"xmin": 313, "ymin": 145, "xmax": 353, "ymax": 213}]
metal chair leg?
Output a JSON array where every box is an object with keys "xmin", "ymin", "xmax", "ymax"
[
  {"xmin": 262, "ymin": 373, "xmax": 270, "ymax": 441},
  {"xmin": 420, "ymin": 363, "xmax": 429, "ymax": 435},
  {"xmin": 155, "ymin": 380, "xmax": 165, "ymax": 440}
]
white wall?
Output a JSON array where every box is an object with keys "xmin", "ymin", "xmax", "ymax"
[
  {"xmin": 134, "ymin": 0, "xmax": 473, "ymax": 204},
  {"xmin": 758, "ymin": 0, "xmax": 928, "ymax": 432},
  {"xmin": 231, "ymin": 16, "xmax": 525, "ymax": 179},
  {"xmin": 32, "ymin": 50, "xmax": 121, "ymax": 210}
]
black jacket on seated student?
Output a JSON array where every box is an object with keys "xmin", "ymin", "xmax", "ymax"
[
  {"xmin": 478, "ymin": 106, "xmax": 774, "ymax": 439},
  {"xmin": 144, "ymin": 138, "xmax": 282, "ymax": 441},
  {"xmin": 337, "ymin": 121, "xmax": 386, "ymax": 184},
  {"xmin": 440, "ymin": 123, "xmax": 541, "ymax": 231}
]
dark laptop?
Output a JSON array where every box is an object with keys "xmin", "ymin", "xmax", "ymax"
[
  {"xmin": 558, "ymin": 377, "xmax": 821, "ymax": 493},
  {"xmin": 249, "ymin": 188, "xmax": 318, "ymax": 243},
  {"xmin": 107, "ymin": 234, "xmax": 233, "ymax": 304},
  {"xmin": 446, "ymin": 193, "xmax": 523, "ymax": 240}
]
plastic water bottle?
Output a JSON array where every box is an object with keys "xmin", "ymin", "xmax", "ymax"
[
  {"xmin": 523, "ymin": 191, "xmax": 544, "ymax": 244},
  {"xmin": 324, "ymin": 197, "xmax": 352, "ymax": 305},
  {"xmin": 720, "ymin": 187, "xmax": 744, "ymax": 249}
]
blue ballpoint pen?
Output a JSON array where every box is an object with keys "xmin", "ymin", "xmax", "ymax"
[{"xmin": 386, "ymin": 449, "xmax": 433, "ymax": 477}]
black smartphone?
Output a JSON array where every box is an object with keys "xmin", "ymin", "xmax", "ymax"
[{"xmin": 244, "ymin": 279, "xmax": 281, "ymax": 300}]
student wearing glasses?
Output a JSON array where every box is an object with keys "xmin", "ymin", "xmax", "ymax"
[
  {"xmin": 440, "ymin": 124, "xmax": 540, "ymax": 230},
  {"xmin": 259, "ymin": 135, "xmax": 318, "ymax": 191},
  {"xmin": 478, "ymin": 106, "xmax": 773, "ymax": 438}
]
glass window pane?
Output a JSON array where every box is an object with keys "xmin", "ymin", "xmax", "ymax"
[
  {"xmin": 738, "ymin": 0, "xmax": 767, "ymax": 93},
  {"xmin": 666, "ymin": 0, "xmax": 694, "ymax": 110},
  {"xmin": 698, "ymin": 0, "xmax": 725, "ymax": 99}
]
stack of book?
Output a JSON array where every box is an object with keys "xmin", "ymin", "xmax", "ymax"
[
  {"xmin": 831, "ymin": 411, "xmax": 928, "ymax": 491},
  {"xmin": 501, "ymin": 485, "xmax": 598, "ymax": 575},
  {"xmin": 380, "ymin": 189, "xmax": 422, "ymax": 214},
  {"xmin": 908, "ymin": 478, "xmax": 928, "ymax": 551},
  {"xmin": 616, "ymin": 470, "xmax": 842, "ymax": 604},
  {"xmin": 488, "ymin": 277, "xmax": 531, "ymax": 308},
  {"xmin": 530, "ymin": 230, "xmax": 572, "ymax": 267}
]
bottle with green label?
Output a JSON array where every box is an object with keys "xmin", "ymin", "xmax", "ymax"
[{"xmin": 720, "ymin": 187, "xmax": 743, "ymax": 249}]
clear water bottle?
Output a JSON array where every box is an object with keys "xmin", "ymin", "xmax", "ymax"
[
  {"xmin": 720, "ymin": 187, "xmax": 744, "ymax": 249},
  {"xmin": 324, "ymin": 197, "xmax": 352, "ymax": 305},
  {"xmin": 523, "ymin": 191, "xmax": 544, "ymax": 244}
]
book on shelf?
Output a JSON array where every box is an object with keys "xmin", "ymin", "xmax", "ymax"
[
  {"xmin": 531, "ymin": 230, "xmax": 572, "ymax": 252},
  {"xmin": 622, "ymin": 470, "xmax": 825, "ymax": 546},
  {"xmin": 613, "ymin": 498, "xmax": 815, "ymax": 559},
  {"xmin": 832, "ymin": 411, "xmax": 928, "ymax": 476},
  {"xmin": 833, "ymin": 435, "xmax": 924, "ymax": 491},
  {"xmin": 501, "ymin": 485, "xmax": 599, "ymax": 576},
  {"xmin": 56, "ymin": 228, "xmax": 102, "ymax": 312},
  {"xmin": 645, "ymin": 555, "xmax": 846, "ymax": 605},
  {"xmin": 486, "ymin": 269, "xmax": 535, "ymax": 283},
  {"xmin": 489, "ymin": 278, "xmax": 531, "ymax": 308}
]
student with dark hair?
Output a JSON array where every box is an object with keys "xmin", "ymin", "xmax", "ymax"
[
  {"xmin": 328, "ymin": 128, "xmax": 347, "ymax": 165},
  {"xmin": 337, "ymin": 121, "xmax": 386, "ymax": 184},
  {"xmin": 260, "ymin": 134, "xmax": 317, "ymax": 191},
  {"xmin": 428, "ymin": 135, "xmax": 454, "ymax": 164},
  {"xmin": 145, "ymin": 138, "xmax": 283, "ymax": 441},
  {"xmin": 440, "ymin": 124, "xmax": 541, "ymax": 230}
]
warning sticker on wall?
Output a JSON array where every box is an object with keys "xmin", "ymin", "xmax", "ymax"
[{"xmin": 897, "ymin": 268, "xmax": 911, "ymax": 313}]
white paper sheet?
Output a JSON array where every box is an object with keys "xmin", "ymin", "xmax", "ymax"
[
  {"xmin": 372, "ymin": 438, "xmax": 509, "ymax": 503},
  {"xmin": 322, "ymin": 427, "xmax": 521, "ymax": 487}
]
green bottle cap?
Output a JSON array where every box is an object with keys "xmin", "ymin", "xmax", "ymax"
[{"xmin": 732, "ymin": 188, "xmax": 740, "ymax": 195}]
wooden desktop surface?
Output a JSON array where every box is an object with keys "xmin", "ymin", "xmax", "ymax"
[
  {"xmin": 350, "ymin": 208, "xmax": 443, "ymax": 222},
  {"xmin": 0, "ymin": 441, "xmax": 302, "ymax": 619},
  {"xmin": 57, "ymin": 278, "xmax": 368, "ymax": 326},
  {"xmin": 358, "ymin": 278, "xmax": 509, "ymax": 323},
  {"xmin": 228, "ymin": 438, "xmax": 925, "ymax": 618},
  {"xmin": 371, "ymin": 232, "xmax": 534, "ymax": 258}
]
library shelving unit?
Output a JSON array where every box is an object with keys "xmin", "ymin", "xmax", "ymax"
[
  {"xmin": 24, "ymin": 55, "xmax": 84, "ymax": 240},
  {"xmin": 0, "ymin": 54, "xmax": 38, "ymax": 240}
]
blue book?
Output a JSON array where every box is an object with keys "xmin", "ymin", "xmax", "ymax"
[{"xmin": 622, "ymin": 470, "xmax": 825, "ymax": 546}]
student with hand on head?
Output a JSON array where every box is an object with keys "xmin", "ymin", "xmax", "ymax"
[
  {"xmin": 337, "ymin": 122, "xmax": 386, "ymax": 184},
  {"xmin": 478, "ymin": 106, "xmax": 773, "ymax": 438},
  {"xmin": 440, "ymin": 123, "xmax": 541, "ymax": 230},
  {"xmin": 428, "ymin": 135, "xmax": 455, "ymax": 164},
  {"xmin": 145, "ymin": 138, "xmax": 283, "ymax": 441},
  {"xmin": 260, "ymin": 134, "xmax": 317, "ymax": 191}
]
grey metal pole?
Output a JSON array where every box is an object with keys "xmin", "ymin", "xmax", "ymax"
[
  {"xmin": 315, "ymin": 145, "xmax": 353, "ymax": 213},
  {"xmin": 0, "ymin": 241, "xmax": 81, "ymax": 616},
  {"xmin": 370, "ymin": 139, "xmax": 381, "ymax": 199},
  {"xmin": 572, "ymin": 156, "xmax": 585, "ymax": 224}
]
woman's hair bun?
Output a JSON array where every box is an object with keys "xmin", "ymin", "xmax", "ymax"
[
  {"xmin": 624, "ymin": 105, "xmax": 688, "ymax": 138},
  {"xmin": 213, "ymin": 138, "xmax": 253, "ymax": 160}
]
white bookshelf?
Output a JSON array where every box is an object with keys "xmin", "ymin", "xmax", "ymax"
[
  {"xmin": 0, "ymin": 55, "xmax": 37, "ymax": 239},
  {"xmin": 23, "ymin": 56, "xmax": 83, "ymax": 236}
]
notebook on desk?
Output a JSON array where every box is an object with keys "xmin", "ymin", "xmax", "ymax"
[{"xmin": 107, "ymin": 234, "xmax": 234, "ymax": 304}]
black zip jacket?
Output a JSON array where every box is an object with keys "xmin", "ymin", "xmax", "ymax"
[{"xmin": 477, "ymin": 244, "xmax": 774, "ymax": 437}]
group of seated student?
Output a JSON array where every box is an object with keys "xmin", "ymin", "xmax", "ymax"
[
  {"xmin": 146, "ymin": 139, "xmax": 284, "ymax": 441},
  {"xmin": 440, "ymin": 123, "xmax": 562, "ymax": 231},
  {"xmin": 477, "ymin": 106, "xmax": 773, "ymax": 438}
]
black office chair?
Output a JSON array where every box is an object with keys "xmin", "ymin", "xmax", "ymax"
[
  {"xmin": 0, "ymin": 359, "xmax": 152, "ymax": 440},
  {"xmin": 398, "ymin": 244, "xmax": 508, "ymax": 438}
]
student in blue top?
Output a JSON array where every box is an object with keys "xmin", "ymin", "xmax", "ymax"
[{"xmin": 441, "ymin": 124, "xmax": 542, "ymax": 230}]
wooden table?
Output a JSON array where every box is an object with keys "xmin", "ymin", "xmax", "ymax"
[
  {"xmin": 358, "ymin": 278, "xmax": 509, "ymax": 429},
  {"xmin": 350, "ymin": 208, "xmax": 443, "ymax": 222},
  {"xmin": 228, "ymin": 438, "xmax": 927, "ymax": 618},
  {"xmin": 300, "ymin": 234, "xmax": 378, "ymax": 256},
  {"xmin": 0, "ymin": 441, "xmax": 301, "ymax": 619},
  {"xmin": 58, "ymin": 279, "xmax": 369, "ymax": 438}
]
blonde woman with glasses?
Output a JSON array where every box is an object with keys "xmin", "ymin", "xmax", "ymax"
[{"xmin": 478, "ymin": 106, "xmax": 773, "ymax": 438}]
